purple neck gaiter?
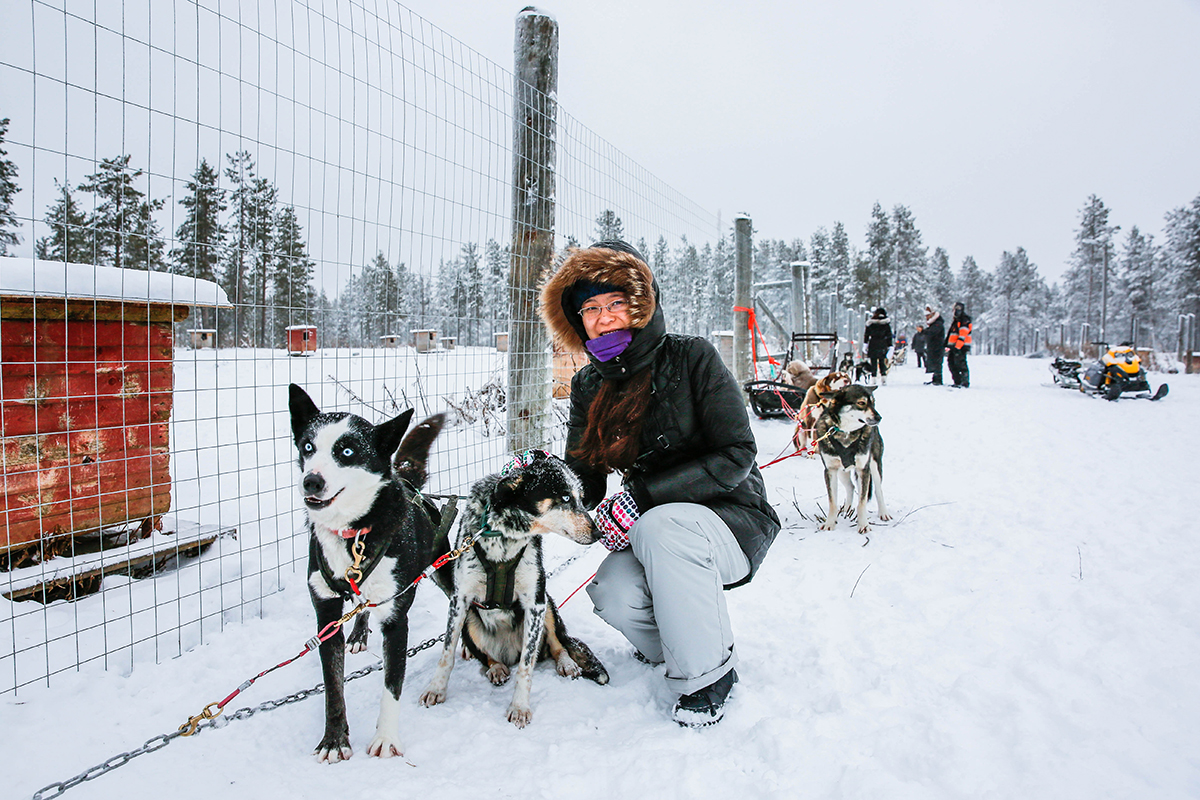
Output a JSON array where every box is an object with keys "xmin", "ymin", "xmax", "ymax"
[{"xmin": 585, "ymin": 329, "xmax": 633, "ymax": 362}]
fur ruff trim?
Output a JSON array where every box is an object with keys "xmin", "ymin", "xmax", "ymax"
[{"xmin": 539, "ymin": 247, "xmax": 657, "ymax": 353}]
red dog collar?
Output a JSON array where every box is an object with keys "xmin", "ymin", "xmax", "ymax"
[{"xmin": 335, "ymin": 526, "xmax": 371, "ymax": 540}]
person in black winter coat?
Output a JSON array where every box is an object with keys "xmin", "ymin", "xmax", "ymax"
[
  {"xmin": 540, "ymin": 241, "xmax": 780, "ymax": 728},
  {"xmin": 863, "ymin": 307, "xmax": 893, "ymax": 384},
  {"xmin": 923, "ymin": 305, "xmax": 945, "ymax": 385},
  {"xmin": 912, "ymin": 324, "xmax": 927, "ymax": 368}
]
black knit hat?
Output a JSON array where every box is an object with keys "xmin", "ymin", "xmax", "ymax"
[{"xmin": 567, "ymin": 280, "xmax": 623, "ymax": 313}]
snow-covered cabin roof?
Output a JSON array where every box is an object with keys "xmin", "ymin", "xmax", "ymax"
[{"xmin": 0, "ymin": 257, "xmax": 231, "ymax": 307}]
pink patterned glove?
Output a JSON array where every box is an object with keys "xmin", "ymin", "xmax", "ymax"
[{"xmin": 594, "ymin": 491, "xmax": 640, "ymax": 551}]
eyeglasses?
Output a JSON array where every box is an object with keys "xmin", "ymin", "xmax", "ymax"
[{"xmin": 578, "ymin": 298, "xmax": 630, "ymax": 319}]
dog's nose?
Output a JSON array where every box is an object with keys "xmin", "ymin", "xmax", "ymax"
[{"xmin": 303, "ymin": 472, "xmax": 325, "ymax": 496}]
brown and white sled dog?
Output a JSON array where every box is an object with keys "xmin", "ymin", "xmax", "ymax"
[
  {"xmin": 419, "ymin": 450, "xmax": 608, "ymax": 727},
  {"xmin": 813, "ymin": 384, "xmax": 892, "ymax": 534},
  {"xmin": 794, "ymin": 370, "xmax": 851, "ymax": 452},
  {"xmin": 289, "ymin": 384, "xmax": 449, "ymax": 763}
]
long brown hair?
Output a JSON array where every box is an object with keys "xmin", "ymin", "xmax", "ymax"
[{"xmin": 570, "ymin": 369, "xmax": 655, "ymax": 472}]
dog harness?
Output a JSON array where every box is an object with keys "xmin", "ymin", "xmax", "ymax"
[
  {"xmin": 316, "ymin": 534, "xmax": 392, "ymax": 600},
  {"xmin": 470, "ymin": 540, "xmax": 528, "ymax": 610},
  {"xmin": 315, "ymin": 492, "xmax": 459, "ymax": 600},
  {"xmin": 818, "ymin": 425, "xmax": 867, "ymax": 469}
]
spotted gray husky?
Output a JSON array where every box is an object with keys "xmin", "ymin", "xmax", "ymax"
[
  {"xmin": 419, "ymin": 450, "xmax": 608, "ymax": 727},
  {"xmin": 813, "ymin": 384, "xmax": 892, "ymax": 534}
]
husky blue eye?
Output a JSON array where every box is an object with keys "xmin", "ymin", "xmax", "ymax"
[
  {"xmin": 303, "ymin": 442, "xmax": 313, "ymax": 453},
  {"xmin": 342, "ymin": 447, "xmax": 355, "ymax": 458}
]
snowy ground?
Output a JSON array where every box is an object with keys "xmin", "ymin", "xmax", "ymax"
[{"xmin": 4, "ymin": 354, "xmax": 1199, "ymax": 800}]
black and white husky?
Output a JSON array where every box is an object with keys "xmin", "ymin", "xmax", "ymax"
[
  {"xmin": 419, "ymin": 450, "xmax": 608, "ymax": 727},
  {"xmin": 813, "ymin": 384, "xmax": 892, "ymax": 535},
  {"xmin": 288, "ymin": 384, "xmax": 448, "ymax": 763}
]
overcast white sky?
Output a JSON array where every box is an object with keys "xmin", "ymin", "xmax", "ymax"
[{"xmin": 404, "ymin": 0, "xmax": 1200, "ymax": 283}]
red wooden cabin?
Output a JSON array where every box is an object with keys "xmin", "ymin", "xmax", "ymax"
[
  {"xmin": 286, "ymin": 324, "xmax": 317, "ymax": 355},
  {"xmin": 1, "ymin": 258, "xmax": 229, "ymax": 568}
]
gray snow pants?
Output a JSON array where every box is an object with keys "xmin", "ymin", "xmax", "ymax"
[{"xmin": 587, "ymin": 502, "xmax": 750, "ymax": 695}]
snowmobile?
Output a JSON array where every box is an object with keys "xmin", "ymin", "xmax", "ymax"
[{"xmin": 1049, "ymin": 343, "xmax": 1168, "ymax": 401}]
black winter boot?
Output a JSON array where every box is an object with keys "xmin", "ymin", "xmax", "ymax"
[{"xmin": 672, "ymin": 669, "xmax": 738, "ymax": 727}]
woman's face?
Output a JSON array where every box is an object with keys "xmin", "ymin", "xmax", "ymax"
[{"xmin": 580, "ymin": 291, "xmax": 632, "ymax": 340}]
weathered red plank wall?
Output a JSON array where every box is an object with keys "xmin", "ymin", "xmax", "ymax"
[{"xmin": 1, "ymin": 297, "xmax": 182, "ymax": 562}]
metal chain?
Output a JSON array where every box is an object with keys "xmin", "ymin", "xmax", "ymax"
[{"xmin": 29, "ymin": 550, "xmax": 592, "ymax": 800}]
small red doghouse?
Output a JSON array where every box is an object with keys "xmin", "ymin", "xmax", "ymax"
[
  {"xmin": 286, "ymin": 324, "xmax": 317, "ymax": 355},
  {"xmin": 1, "ymin": 257, "xmax": 229, "ymax": 571}
]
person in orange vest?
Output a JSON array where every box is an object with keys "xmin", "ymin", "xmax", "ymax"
[{"xmin": 946, "ymin": 301, "xmax": 972, "ymax": 388}]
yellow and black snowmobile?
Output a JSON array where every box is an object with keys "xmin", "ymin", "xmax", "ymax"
[{"xmin": 1050, "ymin": 343, "xmax": 1169, "ymax": 401}]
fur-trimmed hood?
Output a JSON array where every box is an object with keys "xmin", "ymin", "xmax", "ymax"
[{"xmin": 539, "ymin": 241, "xmax": 662, "ymax": 358}]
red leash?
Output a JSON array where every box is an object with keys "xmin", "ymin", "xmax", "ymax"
[
  {"xmin": 179, "ymin": 534, "xmax": 474, "ymax": 736},
  {"xmin": 559, "ymin": 570, "xmax": 597, "ymax": 607},
  {"xmin": 733, "ymin": 305, "xmax": 781, "ymax": 380}
]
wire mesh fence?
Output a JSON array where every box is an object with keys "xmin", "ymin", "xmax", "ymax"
[{"xmin": 0, "ymin": 0, "xmax": 722, "ymax": 694}]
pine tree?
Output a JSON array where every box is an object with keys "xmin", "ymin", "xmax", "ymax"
[
  {"xmin": 890, "ymin": 204, "xmax": 928, "ymax": 326},
  {"xmin": 172, "ymin": 159, "xmax": 226, "ymax": 281},
  {"xmin": 1117, "ymin": 226, "xmax": 1159, "ymax": 346},
  {"xmin": 955, "ymin": 255, "xmax": 992, "ymax": 320},
  {"xmin": 709, "ymin": 232, "xmax": 734, "ymax": 334},
  {"xmin": 753, "ymin": 238, "xmax": 778, "ymax": 283},
  {"xmin": 697, "ymin": 241, "xmax": 716, "ymax": 335},
  {"xmin": 808, "ymin": 227, "xmax": 831, "ymax": 291},
  {"xmin": 434, "ymin": 256, "xmax": 464, "ymax": 343},
  {"xmin": 34, "ymin": 180, "xmax": 92, "ymax": 263},
  {"xmin": 1164, "ymin": 193, "xmax": 1200, "ymax": 320},
  {"xmin": 928, "ymin": 247, "xmax": 955, "ymax": 311},
  {"xmin": 219, "ymin": 151, "xmax": 254, "ymax": 345},
  {"xmin": 1062, "ymin": 194, "xmax": 1118, "ymax": 336},
  {"xmin": 992, "ymin": 248, "xmax": 1045, "ymax": 354},
  {"xmin": 357, "ymin": 252, "xmax": 400, "ymax": 345},
  {"xmin": 460, "ymin": 241, "xmax": 483, "ymax": 345},
  {"xmin": 483, "ymin": 238, "xmax": 508, "ymax": 342},
  {"xmin": 675, "ymin": 236, "xmax": 701, "ymax": 335},
  {"xmin": 0, "ymin": 117, "xmax": 22, "ymax": 255},
  {"xmin": 171, "ymin": 159, "xmax": 226, "ymax": 329},
  {"xmin": 77, "ymin": 154, "xmax": 165, "ymax": 271},
  {"xmin": 271, "ymin": 205, "xmax": 315, "ymax": 345},
  {"xmin": 862, "ymin": 202, "xmax": 891, "ymax": 309},
  {"xmin": 220, "ymin": 152, "xmax": 276, "ymax": 346},
  {"xmin": 652, "ymin": 235, "xmax": 670, "ymax": 275},
  {"xmin": 636, "ymin": 237, "xmax": 650, "ymax": 262},
  {"xmin": 246, "ymin": 177, "xmax": 276, "ymax": 346},
  {"xmin": 410, "ymin": 272, "xmax": 434, "ymax": 332},
  {"xmin": 594, "ymin": 209, "xmax": 624, "ymax": 242},
  {"xmin": 828, "ymin": 222, "xmax": 852, "ymax": 305}
]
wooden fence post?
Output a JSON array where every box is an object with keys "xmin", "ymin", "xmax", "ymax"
[
  {"xmin": 733, "ymin": 214, "xmax": 753, "ymax": 386},
  {"xmin": 507, "ymin": 8, "xmax": 558, "ymax": 452}
]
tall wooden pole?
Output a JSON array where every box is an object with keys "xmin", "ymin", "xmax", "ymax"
[
  {"xmin": 507, "ymin": 8, "xmax": 558, "ymax": 452},
  {"xmin": 733, "ymin": 214, "xmax": 753, "ymax": 386}
]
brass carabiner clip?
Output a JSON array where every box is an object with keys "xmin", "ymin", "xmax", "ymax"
[{"xmin": 179, "ymin": 701, "xmax": 222, "ymax": 736}]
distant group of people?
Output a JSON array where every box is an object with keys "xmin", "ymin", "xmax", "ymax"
[
  {"xmin": 909, "ymin": 302, "xmax": 972, "ymax": 387},
  {"xmin": 857, "ymin": 302, "xmax": 972, "ymax": 388}
]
